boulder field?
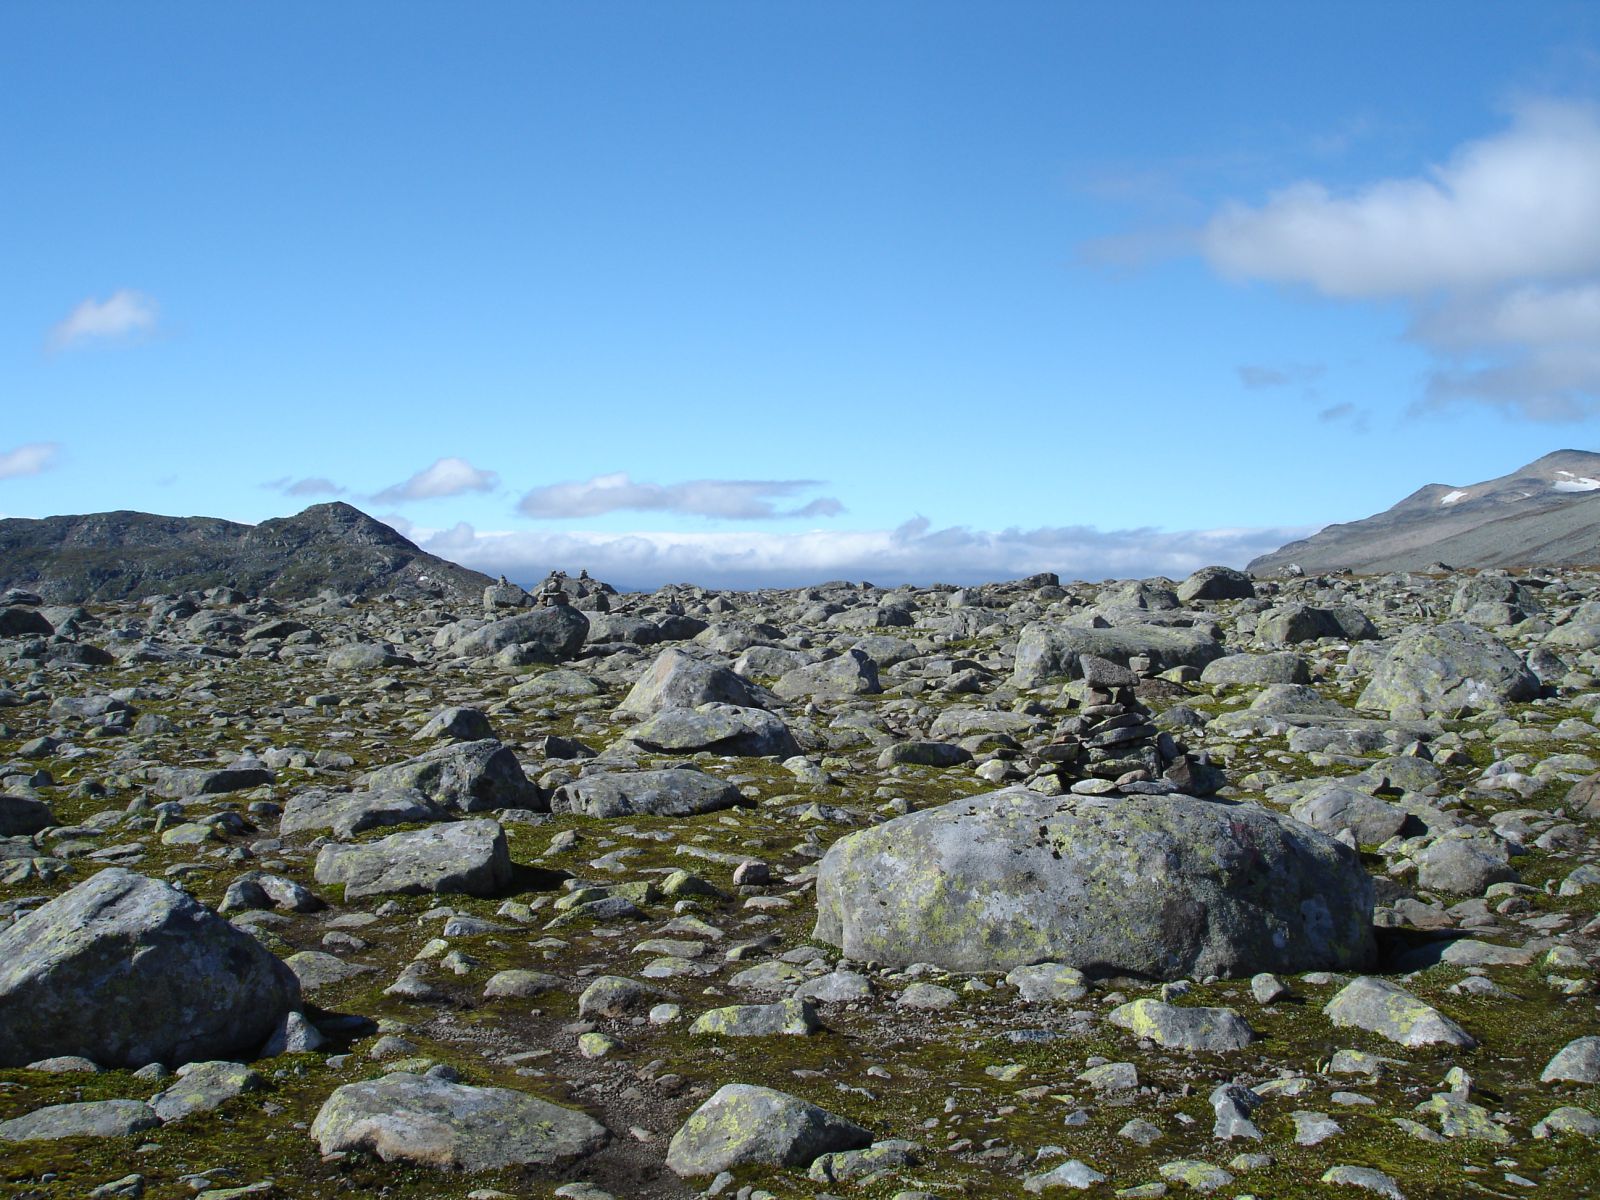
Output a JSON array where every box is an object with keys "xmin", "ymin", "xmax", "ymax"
[{"xmin": 1, "ymin": 564, "xmax": 1599, "ymax": 1199}]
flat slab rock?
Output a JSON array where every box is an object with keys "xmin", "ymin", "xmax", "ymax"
[
  {"xmin": 309, "ymin": 1071, "xmax": 608, "ymax": 1170},
  {"xmin": 551, "ymin": 768, "xmax": 746, "ymax": 819},
  {"xmin": 0, "ymin": 1099, "xmax": 161, "ymax": 1141}
]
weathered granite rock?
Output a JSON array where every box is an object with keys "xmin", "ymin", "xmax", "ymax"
[
  {"xmin": 1013, "ymin": 623, "xmax": 1223, "ymax": 687},
  {"xmin": 665, "ymin": 1084, "xmax": 872, "ymax": 1176},
  {"xmin": 616, "ymin": 648, "xmax": 764, "ymax": 716},
  {"xmin": 310, "ymin": 1071, "xmax": 608, "ymax": 1170},
  {"xmin": 279, "ymin": 787, "xmax": 448, "ymax": 839},
  {"xmin": 814, "ymin": 789, "xmax": 1375, "ymax": 979},
  {"xmin": 357, "ymin": 739, "xmax": 540, "ymax": 813},
  {"xmin": 1324, "ymin": 978, "xmax": 1476, "ymax": 1048},
  {"xmin": 313, "ymin": 819, "xmax": 511, "ymax": 900},
  {"xmin": 444, "ymin": 606, "xmax": 589, "ymax": 662},
  {"xmin": 1358, "ymin": 622, "xmax": 1539, "ymax": 718},
  {"xmin": 551, "ymin": 769, "xmax": 746, "ymax": 819},
  {"xmin": 1108, "ymin": 1000, "xmax": 1256, "ymax": 1051},
  {"xmin": 0, "ymin": 868, "xmax": 301, "ymax": 1068},
  {"xmin": 0, "ymin": 1099, "xmax": 160, "ymax": 1142},
  {"xmin": 626, "ymin": 703, "xmax": 799, "ymax": 758}
]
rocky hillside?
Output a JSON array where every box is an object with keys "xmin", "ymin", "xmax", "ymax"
[
  {"xmin": 2, "ymin": 564, "xmax": 1600, "ymax": 1198},
  {"xmin": 1250, "ymin": 449, "xmax": 1600, "ymax": 575},
  {"xmin": 0, "ymin": 502, "xmax": 493, "ymax": 603}
]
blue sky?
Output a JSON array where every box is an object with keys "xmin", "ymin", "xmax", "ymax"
[{"xmin": 5, "ymin": 2, "xmax": 1600, "ymax": 588}]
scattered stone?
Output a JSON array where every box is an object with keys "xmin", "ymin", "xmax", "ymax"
[
  {"xmin": 1323, "ymin": 978, "xmax": 1476, "ymax": 1049},
  {"xmin": 664, "ymin": 1084, "xmax": 872, "ymax": 1176}
]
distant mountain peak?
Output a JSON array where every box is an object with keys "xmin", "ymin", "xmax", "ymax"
[{"xmin": 1250, "ymin": 450, "xmax": 1600, "ymax": 575}]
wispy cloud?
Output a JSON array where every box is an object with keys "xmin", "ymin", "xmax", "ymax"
[
  {"xmin": 416, "ymin": 517, "xmax": 1310, "ymax": 591},
  {"xmin": 48, "ymin": 290, "xmax": 160, "ymax": 351},
  {"xmin": 517, "ymin": 473, "xmax": 845, "ymax": 520},
  {"xmin": 1237, "ymin": 363, "xmax": 1325, "ymax": 389},
  {"xmin": 264, "ymin": 476, "xmax": 347, "ymax": 498},
  {"xmin": 0, "ymin": 442, "xmax": 61, "ymax": 480},
  {"xmin": 371, "ymin": 457, "xmax": 499, "ymax": 504},
  {"xmin": 1194, "ymin": 100, "xmax": 1600, "ymax": 421}
]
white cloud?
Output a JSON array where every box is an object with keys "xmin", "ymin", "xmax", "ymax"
[
  {"xmin": 1190, "ymin": 100, "xmax": 1600, "ymax": 421},
  {"xmin": 1201, "ymin": 101, "xmax": 1600, "ymax": 297},
  {"xmin": 371, "ymin": 457, "xmax": 499, "ymax": 504},
  {"xmin": 48, "ymin": 289, "xmax": 159, "ymax": 351},
  {"xmin": 517, "ymin": 473, "xmax": 844, "ymax": 520},
  {"xmin": 0, "ymin": 442, "xmax": 61, "ymax": 479},
  {"xmin": 264, "ymin": 476, "xmax": 347, "ymax": 497},
  {"xmin": 418, "ymin": 518, "xmax": 1309, "ymax": 591}
]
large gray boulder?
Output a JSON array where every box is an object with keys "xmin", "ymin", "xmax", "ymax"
[
  {"xmin": 1200, "ymin": 652, "xmax": 1311, "ymax": 687},
  {"xmin": 1012, "ymin": 622, "xmax": 1223, "ymax": 688},
  {"xmin": 357, "ymin": 739, "xmax": 540, "ymax": 812},
  {"xmin": 1289, "ymin": 782, "xmax": 1412, "ymax": 847},
  {"xmin": 1256, "ymin": 604, "xmax": 1377, "ymax": 645},
  {"xmin": 446, "ymin": 605, "xmax": 588, "ymax": 662},
  {"xmin": 813, "ymin": 789, "xmax": 1375, "ymax": 979},
  {"xmin": 313, "ymin": 819, "xmax": 512, "ymax": 900},
  {"xmin": 551, "ymin": 769, "xmax": 747, "ymax": 818},
  {"xmin": 772, "ymin": 649, "xmax": 881, "ymax": 701},
  {"xmin": 0, "ymin": 868, "xmax": 301, "ymax": 1068},
  {"xmin": 1358, "ymin": 622, "xmax": 1539, "ymax": 718},
  {"xmin": 0, "ymin": 793, "xmax": 56, "ymax": 836},
  {"xmin": 1177, "ymin": 566, "xmax": 1256, "ymax": 604},
  {"xmin": 665, "ymin": 1084, "xmax": 873, "ymax": 1177},
  {"xmin": 616, "ymin": 647, "xmax": 765, "ymax": 716},
  {"xmin": 626, "ymin": 703, "xmax": 800, "ymax": 758},
  {"xmin": 310, "ymin": 1071, "xmax": 608, "ymax": 1170}
]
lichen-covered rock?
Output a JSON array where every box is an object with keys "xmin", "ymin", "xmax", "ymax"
[
  {"xmin": 1323, "ymin": 977, "xmax": 1476, "ymax": 1048},
  {"xmin": 150, "ymin": 1060, "xmax": 265, "ymax": 1122},
  {"xmin": 551, "ymin": 768, "xmax": 746, "ymax": 819},
  {"xmin": 625, "ymin": 703, "xmax": 799, "ymax": 758},
  {"xmin": 1542, "ymin": 1036, "xmax": 1600, "ymax": 1084},
  {"xmin": 313, "ymin": 819, "xmax": 511, "ymax": 900},
  {"xmin": 0, "ymin": 1099, "xmax": 160, "ymax": 1142},
  {"xmin": 772, "ymin": 649, "xmax": 881, "ymax": 700},
  {"xmin": 1178, "ymin": 565, "xmax": 1256, "ymax": 603},
  {"xmin": 665, "ymin": 1083, "xmax": 872, "ymax": 1177},
  {"xmin": 1357, "ymin": 622, "xmax": 1539, "ymax": 718},
  {"xmin": 813, "ymin": 789, "xmax": 1375, "ymax": 979},
  {"xmin": 1012, "ymin": 623, "xmax": 1223, "ymax": 687},
  {"xmin": 309, "ymin": 1071, "xmax": 607, "ymax": 1170},
  {"xmin": 689, "ymin": 998, "xmax": 820, "ymax": 1037},
  {"xmin": 444, "ymin": 605, "xmax": 589, "ymax": 661},
  {"xmin": 356, "ymin": 739, "xmax": 540, "ymax": 813},
  {"xmin": 616, "ymin": 647, "xmax": 764, "ymax": 716},
  {"xmin": 0, "ymin": 868, "xmax": 301, "ymax": 1069},
  {"xmin": 279, "ymin": 787, "xmax": 448, "ymax": 839},
  {"xmin": 1108, "ymin": 999, "xmax": 1256, "ymax": 1051}
]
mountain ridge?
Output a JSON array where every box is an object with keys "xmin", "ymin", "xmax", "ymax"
[
  {"xmin": 0, "ymin": 501, "xmax": 493, "ymax": 603},
  {"xmin": 1249, "ymin": 449, "xmax": 1600, "ymax": 575}
]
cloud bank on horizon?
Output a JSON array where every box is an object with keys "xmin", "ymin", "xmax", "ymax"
[{"xmin": 397, "ymin": 513, "xmax": 1311, "ymax": 591}]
